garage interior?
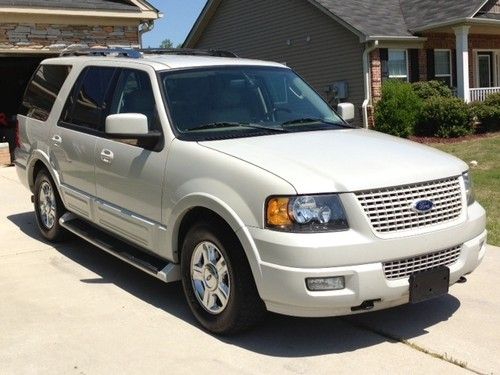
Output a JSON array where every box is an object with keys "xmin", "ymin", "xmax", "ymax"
[{"xmin": 0, "ymin": 55, "xmax": 51, "ymax": 165}]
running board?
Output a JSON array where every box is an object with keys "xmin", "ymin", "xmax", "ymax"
[{"xmin": 59, "ymin": 213, "xmax": 180, "ymax": 283}]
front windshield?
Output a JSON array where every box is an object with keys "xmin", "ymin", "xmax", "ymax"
[{"xmin": 160, "ymin": 66, "xmax": 347, "ymax": 140}]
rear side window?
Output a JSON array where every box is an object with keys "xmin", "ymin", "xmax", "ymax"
[
  {"xmin": 61, "ymin": 66, "xmax": 117, "ymax": 130},
  {"xmin": 20, "ymin": 64, "xmax": 71, "ymax": 121}
]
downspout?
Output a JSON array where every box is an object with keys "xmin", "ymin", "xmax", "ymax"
[
  {"xmin": 138, "ymin": 20, "xmax": 154, "ymax": 48},
  {"xmin": 362, "ymin": 40, "xmax": 379, "ymax": 128},
  {"xmin": 138, "ymin": 11, "xmax": 163, "ymax": 48}
]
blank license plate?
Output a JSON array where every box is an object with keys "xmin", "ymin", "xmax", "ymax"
[{"xmin": 409, "ymin": 266, "xmax": 450, "ymax": 304}]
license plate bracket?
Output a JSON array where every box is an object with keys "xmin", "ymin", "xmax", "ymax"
[{"xmin": 409, "ymin": 266, "xmax": 450, "ymax": 304}]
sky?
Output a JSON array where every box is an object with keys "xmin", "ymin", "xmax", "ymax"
[{"xmin": 142, "ymin": 0, "xmax": 207, "ymax": 48}]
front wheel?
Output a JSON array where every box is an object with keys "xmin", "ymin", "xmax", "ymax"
[
  {"xmin": 34, "ymin": 169, "xmax": 69, "ymax": 242},
  {"xmin": 181, "ymin": 220, "xmax": 265, "ymax": 334}
]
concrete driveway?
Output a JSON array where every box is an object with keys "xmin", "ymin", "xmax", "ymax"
[{"xmin": 1, "ymin": 166, "xmax": 499, "ymax": 375}]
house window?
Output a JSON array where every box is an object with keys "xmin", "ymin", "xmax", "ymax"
[
  {"xmin": 388, "ymin": 49, "xmax": 408, "ymax": 80},
  {"xmin": 434, "ymin": 50, "xmax": 452, "ymax": 87}
]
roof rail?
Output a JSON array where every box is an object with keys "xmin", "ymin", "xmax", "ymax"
[
  {"xmin": 139, "ymin": 48, "xmax": 238, "ymax": 58},
  {"xmin": 59, "ymin": 48, "xmax": 142, "ymax": 59}
]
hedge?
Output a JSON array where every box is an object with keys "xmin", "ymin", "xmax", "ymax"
[{"xmin": 374, "ymin": 80, "xmax": 422, "ymax": 138}]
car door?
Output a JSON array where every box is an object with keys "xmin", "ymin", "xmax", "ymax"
[
  {"xmin": 94, "ymin": 68, "xmax": 168, "ymax": 251},
  {"xmin": 52, "ymin": 66, "xmax": 117, "ymax": 220}
]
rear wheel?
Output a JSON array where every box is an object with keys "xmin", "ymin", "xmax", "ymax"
[
  {"xmin": 34, "ymin": 169, "xmax": 69, "ymax": 242},
  {"xmin": 181, "ymin": 220, "xmax": 266, "ymax": 334}
]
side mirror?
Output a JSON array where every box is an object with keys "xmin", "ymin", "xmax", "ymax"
[
  {"xmin": 337, "ymin": 103, "xmax": 355, "ymax": 123},
  {"xmin": 105, "ymin": 113, "xmax": 149, "ymax": 137}
]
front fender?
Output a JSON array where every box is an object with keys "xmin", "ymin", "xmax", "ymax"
[{"xmin": 165, "ymin": 193, "xmax": 264, "ymax": 289}]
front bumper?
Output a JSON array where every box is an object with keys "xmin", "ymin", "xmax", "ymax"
[{"xmin": 244, "ymin": 202, "xmax": 487, "ymax": 317}]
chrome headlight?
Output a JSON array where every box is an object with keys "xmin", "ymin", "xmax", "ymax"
[
  {"xmin": 463, "ymin": 171, "xmax": 475, "ymax": 205},
  {"xmin": 266, "ymin": 194, "xmax": 349, "ymax": 232}
]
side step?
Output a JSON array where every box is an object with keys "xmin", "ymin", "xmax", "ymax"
[{"xmin": 59, "ymin": 213, "xmax": 180, "ymax": 283}]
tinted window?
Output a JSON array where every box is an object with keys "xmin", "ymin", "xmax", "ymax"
[
  {"xmin": 62, "ymin": 67, "xmax": 116, "ymax": 130},
  {"xmin": 161, "ymin": 67, "xmax": 344, "ymax": 141},
  {"xmin": 108, "ymin": 69, "xmax": 162, "ymax": 150},
  {"xmin": 20, "ymin": 64, "xmax": 71, "ymax": 121},
  {"xmin": 109, "ymin": 69, "xmax": 159, "ymax": 131}
]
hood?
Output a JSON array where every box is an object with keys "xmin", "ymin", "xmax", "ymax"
[{"xmin": 199, "ymin": 129, "xmax": 468, "ymax": 193}]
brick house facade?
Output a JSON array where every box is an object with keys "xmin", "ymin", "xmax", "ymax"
[{"xmin": 370, "ymin": 32, "xmax": 500, "ymax": 110}]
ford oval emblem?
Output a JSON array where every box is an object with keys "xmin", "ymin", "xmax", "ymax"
[{"xmin": 412, "ymin": 199, "xmax": 434, "ymax": 213}]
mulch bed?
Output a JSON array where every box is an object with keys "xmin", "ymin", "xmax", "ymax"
[{"xmin": 410, "ymin": 132, "xmax": 498, "ymax": 145}]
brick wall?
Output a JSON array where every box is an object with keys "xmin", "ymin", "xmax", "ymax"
[
  {"xmin": 370, "ymin": 49, "xmax": 382, "ymax": 102},
  {"xmin": 0, "ymin": 23, "xmax": 140, "ymax": 51},
  {"xmin": 424, "ymin": 33, "xmax": 500, "ymax": 88}
]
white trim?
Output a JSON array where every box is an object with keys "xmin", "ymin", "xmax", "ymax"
[
  {"xmin": 474, "ymin": 49, "xmax": 500, "ymax": 88},
  {"xmin": 434, "ymin": 49, "xmax": 453, "ymax": 86},
  {"xmin": 471, "ymin": 0, "xmax": 493, "ymax": 17},
  {"xmin": 0, "ymin": 6, "xmax": 159, "ymax": 20}
]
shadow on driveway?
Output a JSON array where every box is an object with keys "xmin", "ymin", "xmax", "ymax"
[{"xmin": 8, "ymin": 211, "xmax": 461, "ymax": 357}]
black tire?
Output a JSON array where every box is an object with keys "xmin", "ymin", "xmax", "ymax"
[
  {"xmin": 34, "ymin": 169, "xmax": 70, "ymax": 242},
  {"xmin": 181, "ymin": 219, "xmax": 266, "ymax": 335}
]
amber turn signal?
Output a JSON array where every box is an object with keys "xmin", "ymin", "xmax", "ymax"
[{"xmin": 266, "ymin": 197, "xmax": 292, "ymax": 227}]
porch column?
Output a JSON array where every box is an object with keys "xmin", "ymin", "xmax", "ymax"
[{"xmin": 453, "ymin": 26, "xmax": 471, "ymax": 102}]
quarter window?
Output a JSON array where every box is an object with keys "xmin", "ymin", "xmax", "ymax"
[
  {"xmin": 62, "ymin": 67, "xmax": 116, "ymax": 130},
  {"xmin": 20, "ymin": 64, "xmax": 71, "ymax": 122},
  {"xmin": 434, "ymin": 50, "xmax": 452, "ymax": 87},
  {"xmin": 388, "ymin": 50, "xmax": 408, "ymax": 80}
]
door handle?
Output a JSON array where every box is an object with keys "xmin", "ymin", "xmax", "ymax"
[
  {"xmin": 100, "ymin": 149, "xmax": 114, "ymax": 164},
  {"xmin": 51, "ymin": 135, "xmax": 62, "ymax": 146}
]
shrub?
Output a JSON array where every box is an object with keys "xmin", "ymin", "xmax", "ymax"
[
  {"xmin": 417, "ymin": 96, "xmax": 473, "ymax": 138},
  {"xmin": 374, "ymin": 80, "xmax": 422, "ymax": 138},
  {"xmin": 470, "ymin": 98, "xmax": 500, "ymax": 133},
  {"xmin": 412, "ymin": 80, "xmax": 453, "ymax": 100},
  {"xmin": 484, "ymin": 92, "xmax": 500, "ymax": 107}
]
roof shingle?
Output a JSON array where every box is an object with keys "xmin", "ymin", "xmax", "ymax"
[{"xmin": 0, "ymin": 0, "xmax": 139, "ymax": 11}]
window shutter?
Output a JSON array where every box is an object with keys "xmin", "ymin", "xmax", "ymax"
[
  {"xmin": 427, "ymin": 49, "xmax": 435, "ymax": 80},
  {"xmin": 379, "ymin": 48, "xmax": 389, "ymax": 79},
  {"xmin": 409, "ymin": 49, "xmax": 420, "ymax": 82},
  {"xmin": 452, "ymin": 49, "xmax": 457, "ymax": 88}
]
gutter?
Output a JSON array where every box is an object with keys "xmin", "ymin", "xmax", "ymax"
[
  {"xmin": 410, "ymin": 17, "xmax": 500, "ymax": 33},
  {"xmin": 362, "ymin": 40, "xmax": 378, "ymax": 128}
]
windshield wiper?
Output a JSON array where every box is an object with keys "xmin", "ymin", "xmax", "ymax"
[
  {"xmin": 188, "ymin": 122, "xmax": 288, "ymax": 132},
  {"xmin": 281, "ymin": 118, "xmax": 351, "ymax": 128}
]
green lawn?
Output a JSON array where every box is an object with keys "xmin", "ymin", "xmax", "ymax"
[{"xmin": 430, "ymin": 134, "xmax": 500, "ymax": 246}]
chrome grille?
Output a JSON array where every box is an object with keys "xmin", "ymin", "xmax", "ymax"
[
  {"xmin": 355, "ymin": 177, "xmax": 463, "ymax": 234},
  {"xmin": 383, "ymin": 245, "xmax": 461, "ymax": 280}
]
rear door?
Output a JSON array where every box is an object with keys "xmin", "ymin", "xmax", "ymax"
[
  {"xmin": 94, "ymin": 67, "xmax": 167, "ymax": 251},
  {"xmin": 53, "ymin": 66, "xmax": 117, "ymax": 220}
]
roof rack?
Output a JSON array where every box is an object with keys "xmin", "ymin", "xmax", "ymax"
[
  {"xmin": 139, "ymin": 48, "xmax": 238, "ymax": 58},
  {"xmin": 59, "ymin": 48, "xmax": 142, "ymax": 59},
  {"xmin": 58, "ymin": 47, "xmax": 238, "ymax": 59}
]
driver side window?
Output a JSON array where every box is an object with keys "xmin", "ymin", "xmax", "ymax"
[
  {"xmin": 109, "ymin": 69, "xmax": 160, "ymax": 132},
  {"xmin": 108, "ymin": 68, "xmax": 162, "ymax": 150}
]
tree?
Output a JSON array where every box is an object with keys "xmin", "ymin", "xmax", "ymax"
[
  {"xmin": 160, "ymin": 38, "xmax": 174, "ymax": 49},
  {"xmin": 159, "ymin": 38, "xmax": 183, "ymax": 49}
]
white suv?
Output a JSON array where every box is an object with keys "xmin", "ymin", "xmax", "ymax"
[{"xmin": 15, "ymin": 48, "xmax": 487, "ymax": 334}]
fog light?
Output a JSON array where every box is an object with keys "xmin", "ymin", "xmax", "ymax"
[{"xmin": 306, "ymin": 276, "xmax": 345, "ymax": 291}]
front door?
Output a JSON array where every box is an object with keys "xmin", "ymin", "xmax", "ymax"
[
  {"xmin": 94, "ymin": 68, "xmax": 167, "ymax": 251},
  {"xmin": 478, "ymin": 53, "xmax": 494, "ymax": 88}
]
